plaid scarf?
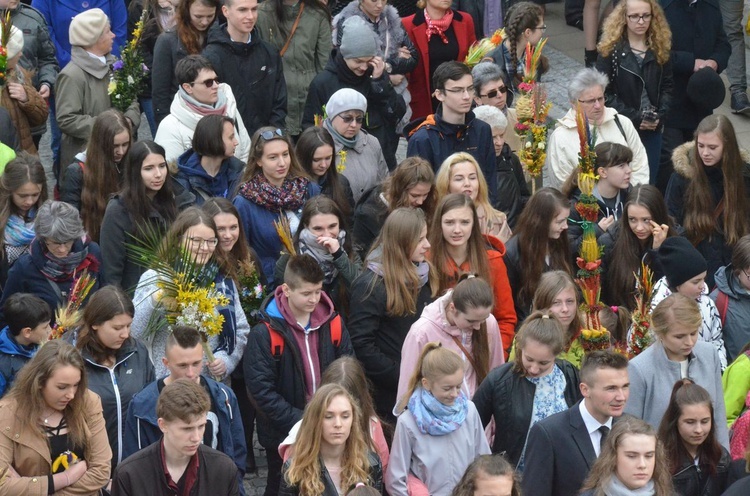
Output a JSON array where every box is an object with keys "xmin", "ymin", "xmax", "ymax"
[{"xmin": 424, "ymin": 9, "xmax": 454, "ymax": 43}]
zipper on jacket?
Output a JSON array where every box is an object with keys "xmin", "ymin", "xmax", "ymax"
[
  {"xmin": 304, "ymin": 330, "xmax": 317, "ymax": 394},
  {"xmin": 620, "ymin": 64, "xmax": 646, "ymax": 113}
]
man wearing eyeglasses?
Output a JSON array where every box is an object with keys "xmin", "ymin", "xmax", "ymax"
[
  {"xmin": 203, "ymin": 0, "xmax": 287, "ymax": 137},
  {"xmin": 405, "ymin": 61, "xmax": 498, "ymax": 207}
]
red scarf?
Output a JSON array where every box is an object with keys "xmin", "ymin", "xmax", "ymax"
[{"xmin": 424, "ymin": 9, "xmax": 454, "ymax": 44}]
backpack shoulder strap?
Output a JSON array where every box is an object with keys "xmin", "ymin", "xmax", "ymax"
[
  {"xmin": 716, "ymin": 290, "xmax": 729, "ymax": 328},
  {"xmin": 613, "ymin": 114, "xmax": 627, "ymax": 141},
  {"xmin": 264, "ymin": 322, "xmax": 284, "ymax": 358},
  {"xmin": 330, "ymin": 315, "xmax": 342, "ymax": 347}
]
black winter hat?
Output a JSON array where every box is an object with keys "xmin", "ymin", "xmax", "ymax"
[
  {"xmin": 686, "ymin": 68, "xmax": 726, "ymax": 113},
  {"xmin": 657, "ymin": 237, "xmax": 708, "ymax": 289}
]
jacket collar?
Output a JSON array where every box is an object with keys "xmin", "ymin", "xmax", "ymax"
[{"xmin": 70, "ymin": 46, "xmax": 113, "ymax": 80}]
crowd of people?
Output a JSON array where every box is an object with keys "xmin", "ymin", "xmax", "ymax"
[{"xmin": 2, "ymin": 0, "xmax": 750, "ymax": 495}]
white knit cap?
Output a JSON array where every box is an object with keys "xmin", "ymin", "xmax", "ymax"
[
  {"xmin": 1, "ymin": 25, "xmax": 24, "ymax": 60},
  {"xmin": 69, "ymin": 8, "xmax": 109, "ymax": 47},
  {"xmin": 325, "ymin": 88, "xmax": 368, "ymax": 119}
]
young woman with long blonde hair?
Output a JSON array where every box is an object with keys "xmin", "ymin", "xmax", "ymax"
[{"xmin": 280, "ymin": 384, "xmax": 383, "ymax": 495}]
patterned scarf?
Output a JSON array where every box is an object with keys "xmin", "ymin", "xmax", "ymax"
[
  {"xmin": 424, "ymin": 9, "xmax": 454, "ymax": 43},
  {"xmin": 298, "ymin": 228, "xmax": 346, "ymax": 285},
  {"xmin": 408, "ymin": 387, "xmax": 468, "ymax": 436},
  {"xmin": 39, "ymin": 243, "xmax": 99, "ymax": 282},
  {"xmin": 179, "ymin": 86, "xmax": 228, "ymax": 117},
  {"xmin": 238, "ymin": 173, "xmax": 309, "ymax": 211},
  {"xmin": 4, "ymin": 214, "xmax": 36, "ymax": 247}
]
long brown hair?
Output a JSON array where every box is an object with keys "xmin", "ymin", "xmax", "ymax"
[
  {"xmin": 532, "ymin": 270, "xmax": 582, "ymax": 344},
  {"xmin": 240, "ymin": 127, "xmax": 309, "ymax": 187},
  {"xmin": 0, "ymin": 153, "xmax": 48, "ymax": 255},
  {"xmin": 367, "ymin": 208, "xmax": 438, "ymax": 316},
  {"xmin": 295, "ymin": 127, "xmax": 351, "ymax": 221},
  {"xmin": 285, "ymin": 384, "xmax": 372, "ymax": 495},
  {"xmin": 76, "ymin": 286, "xmax": 135, "ymax": 365},
  {"xmin": 657, "ymin": 379, "xmax": 723, "ymax": 476},
  {"xmin": 684, "ymin": 115, "xmax": 750, "ymax": 246},
  {"xmin": 81, "ymin": 109, "xmax": 132, "ymax": 243},
  {"xmin": 606, "ymin": 185, "xmax": 677, "ymax": 308},
  {"xmin": 450, "ymin": 275, "xmax": 494, "ymax": 385},
  {"xmin": 321, "ymin": 357, "xmax": 382, "ymax": 451},
  {"xmin": 176, "ymin": 0, "xmax": 220, "ymax": 54},
  {"xmin": 201, "ymin": 198, "xmax": 259, "ymax": 281},
  {"xmin": 581, "ymin": 416, "xmax": 673, "ymax": 495},
  {"xmin": 515, "ymin": 188, "xmax": 572, "ymax": 307},
  {"xmin": 429, "ymin": 194, "xmax": 491, "ymax": 293},
  {"xmin": 383, "ymin": 157, "xmax": 437, "ymax": 220},
  {"xmin": 598, "ymin": 0, "xmax": 672, "ymax": 64},
  {"xmin": 5, "ymin": 340, "xmax": 90, "ymax": 452}
]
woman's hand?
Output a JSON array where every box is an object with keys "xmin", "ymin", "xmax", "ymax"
[
  {"xmin": 650, "ymin": 220, "xmax": 669, "ymax": 249},
  {"xmin": 639, "ymin": 119, "xmax": 659, "ymax": 131},
  {"xmin": 207, "ymin": 357, "xmax": 227, "ymax": 378},
  {"xmin": 369, "ymin": 56, "xmax": 385, "ymax": 79},
  {"xmin": 317, "ymin": 236, "xmax": 340, "ymax": 254},
  {"xmin": 389, "ymin": 74, "xmax": 405, "ymax": 86},
  {"xmin": 7, "ymin": 82, "xmax": 28, "ymax": 103},
  {"xmin": 65, "ymin": 459, "xmax": 88, "ymax": 485},
  {"xmin": 397, "ymin": 47, "xmax": 411, "ymax": 59},
  {"xmin": 598, "ymin": 215, "xmax": 615, "ymax": 232}
]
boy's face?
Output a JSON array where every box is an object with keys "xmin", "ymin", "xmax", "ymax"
[
  {"xmin": 159, "ymin": 414, "xmax": 207, "ymax": 458},
  {"xmin": 283, "ymin": 281, "xmax": 324, "ymax": 318},
  {"xmin": 436, "ymin": 74, "xmax": 474, "ymax": 116},
  {"xmin": 24, "ymin": 321, "xmax": 51, "ymax": 345}
]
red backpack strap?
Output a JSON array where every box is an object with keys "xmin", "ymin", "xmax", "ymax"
[
  {"xmin": 330, "ymin": 315, "xmax": 342, "ymax": 347},
  {"xmin": 716, "ymin": 290, "xmax": 729, "ymax": 328},
  {"xmin": 264, "ymin": 322, "xmax": 284, "ymax": 358}
]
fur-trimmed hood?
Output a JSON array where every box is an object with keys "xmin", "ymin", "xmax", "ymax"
[
  {"xmin": 332, "ymin": 3, "xmax": 407, "ymax": 60},
  {"xmin": 671, "ymin": 141, "xmax": 750, "ymax": 178}
]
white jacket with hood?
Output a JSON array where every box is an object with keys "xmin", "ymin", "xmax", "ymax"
[
  {"xmin": 543, "ymin": 107, "xmax": 650, "ymax": 190},
  {"xmin": 154, "ymin": 83, "xmax": 250, "ymax": 164}
]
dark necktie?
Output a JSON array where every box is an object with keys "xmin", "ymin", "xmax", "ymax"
[{"xmin": 598, "ymin": 425, "xmax": 610, "ymax": 452}]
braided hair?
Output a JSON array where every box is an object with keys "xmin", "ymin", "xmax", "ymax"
[{"xmin": 504, "ymin": 2, "xmax": 544, "ymax": 83}]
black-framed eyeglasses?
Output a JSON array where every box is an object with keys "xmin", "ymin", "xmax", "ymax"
[
  {"xmin": 627, "ymin": 14, "xmax": 652, "ymax": 22},
  {"xmin": 183, "ymin": 236, "xmax": 219, "ymax": 248},
  {"xmin": 338, "ymin": 114, "xmax": 364, "ymax": 124},
  {"xmin": 742, "ymin": 268, "xmax": 750, "ymax": 280},
  {"xmin": 190, "ymin": 77, "xmax": 220, "ymax": 88},
  {"xmin": 259, "ymin": 128, "xmax": 284, "ymax": 140},
  {"xmin": 533, "ymin": 24, "xmax": 547, "ymax": 31},
  {"xmin": 480, "ymin": 87, "xmax": 508, "ymax": 99}
]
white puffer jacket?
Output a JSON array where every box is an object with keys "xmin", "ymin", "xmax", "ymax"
[
  {"xmin": 154, "ymin": 83, "xmax": 250, "ymax": 164},
  {"xmin": 643, "ymin": 276, "xmax": 728, "ymax": 370}
]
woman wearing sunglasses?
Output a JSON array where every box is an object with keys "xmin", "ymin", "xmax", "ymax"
[
  {"xmin": 322, "ymin": 89, "xmax": 388, "ymax": 204},
  {"xmin": 233, "ymin": 127, "xmax": 320, "ymax": 286}
]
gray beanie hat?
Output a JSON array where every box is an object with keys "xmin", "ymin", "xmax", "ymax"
[
  {"xmin": 69, "ymin": 8, "xmax": 109, "ymax": 47},
  {"xmin": 326, "ymin": 88, "xmax": 368, "ymax": 118},
  {"xmin": 339, "ymin": 16, "xmax": 378, "ymax": 59}
]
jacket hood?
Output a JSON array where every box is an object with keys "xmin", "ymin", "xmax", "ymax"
[
  {"xmin": 671, "ymin": 141, "xmax": 750, "ymax": 179},
  {"xmin": 176, "ymin": 149, "xmax": 243, "ymax": 182},
  {"xmin": 714, "ymin": 264, "xmax": 750, "ymax": 299},
  {"xmin": 206, "ymin": 23, "xmax": 261, "ymax": 52},
  {"xmin": 333, "ymin": 3, "xmax": 403, "ymax": 59},
  {"xmin": 557, "ymin": 107, "xmax": 620, "ymax": 130},
  {"xmin": 265, "ymin": 286, "xmax": 336, "ymax": 333},
  {"xmin": 0, "ymin": 327, "xmax": 37, "ymax": 357},
  {"xmin": 405, "ymin": 105, "xmax": 479, "ymax": 138},
  {"xmin": 418, "ymin": 290, "xmax": 466, "ymax": 340},
  {"xmin": 484, "ymin": 234, "xmax": 507, "ymax": 258},
  {"xmin": 79, "ymin": 336, "xmax": 141, "ymax": 366}
]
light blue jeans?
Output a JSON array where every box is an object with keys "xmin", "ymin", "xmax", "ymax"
[{"xmin": 720, "ymin": 0, "xmax": 746, "ymax": 93}]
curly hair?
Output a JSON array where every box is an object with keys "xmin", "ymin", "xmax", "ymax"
[{"xmin": 598, "ymin": 0, "xmax": 671, "ymax": 65}]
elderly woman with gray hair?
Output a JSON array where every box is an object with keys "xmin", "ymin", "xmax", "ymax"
[
  {"xmin": 472, "ymin": 62, "xmax": 520, "ymax": 153},
  {"xmin": 544, "ymin": 68, "xmax": 650, "ymax": 191},
  {"xmin": 0, "ymin": 200, "xmax": 102, "ymax": 326}
]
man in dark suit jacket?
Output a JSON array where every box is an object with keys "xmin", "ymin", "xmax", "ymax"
[{"xmin": 521, "ymin": 350, "xmax": 631, "ymax": 496}]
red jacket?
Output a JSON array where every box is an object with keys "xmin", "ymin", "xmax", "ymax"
[
  {"xmin": 402, "ymin": 9, "xmax": 476, "ymax": 121},
  {"xmin": 440, "ymin": 235, "xmax": 518, "ymax": 359}
]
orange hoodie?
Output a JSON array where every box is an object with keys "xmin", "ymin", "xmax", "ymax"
[{"xmin": 439, "ymin": 235, "xmax": 518, "ymax": 359}]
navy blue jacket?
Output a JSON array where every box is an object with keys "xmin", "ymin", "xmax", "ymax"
[
  {"xmin": 175, "ymin": 149, "xmax": 244, "ymax": 205},
  {"xmin": 405, "ymin": 107, "xmax": 498, "ymax": 206},
  {"xmin": 122, "ymin": 375, "xmax": 247, "ymax": 482},
  {"xmin": 0, "ymin": 327, "xmax": 38, "ymax": 397},
  {"xmin": 233, "ymin": 181, "xmax": 320, "ymax": 285},
  {"xmin": 0, "ymin": 238, "xmax": 103, "ymax": 328}
]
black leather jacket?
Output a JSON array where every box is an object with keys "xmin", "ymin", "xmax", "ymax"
[
  {"xmin": 596, "ymin": 40, "xmax": 674, "ymax": 128},
  {"xmin": 279, "ymin": 450, "xmax": 383, "ymax": 495},
  {"xmin": 672, "ymin": 448, "xmax": 731, "ymax": 496},
  {"xmin": 472, "ymin": 359, "xmax": 582, "ymax": 465}
]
